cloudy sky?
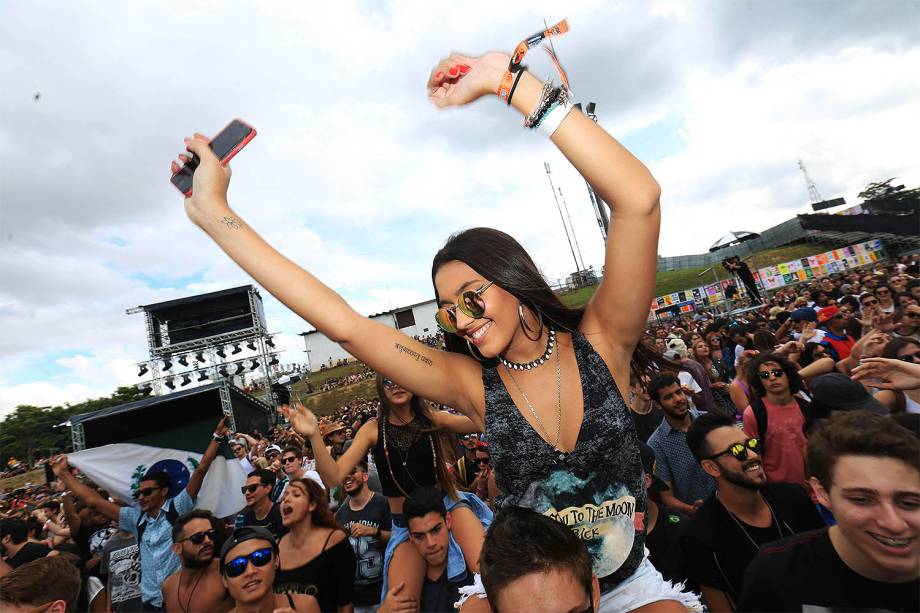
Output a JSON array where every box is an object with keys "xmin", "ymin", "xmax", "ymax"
[{"xmin": 2, "ymin": 0, "xmax": 919, "ymax": 417}]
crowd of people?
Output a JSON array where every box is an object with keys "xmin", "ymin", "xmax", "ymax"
[
  {"xmin": 319, "ymin": 369, "xmax": 376, "ymax": 393},
  {"xmin": 3, "ymin": 39, "xmax": 919, "ymax": 612},
  {"xmin": 3, "ymin": 258, "xmax": 917, "ymax": 612}
]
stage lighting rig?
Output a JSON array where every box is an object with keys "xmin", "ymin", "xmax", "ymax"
[
  {"xmin": 231, "ymin": 343, "xmax": 242, "ymax": 355},
  {"xmin": 165, "ymin": 378, "xmax": 176, "ymax": 390},
  {"xmin": 180, "ymin": 374, "xmax": 192, "ymax": 387},
  {"xmin": 246, "ymin": 341, "xmax": 257, "ymax": 352},
  {"xmin": 218, "ymin": 366, "xmax": 229, "ymax": 378},
  {"xmin": 234, "ymin": 363, "xmax": 246, "ymax": 375},
  {"xmin": 197, "ymin": 371, "xmax": 209, "ymax": 382},
  {"xmin": 269, "ymin": 356, "xmax": 279, "ymax": 366},
  {"xmin": 249, "ymin": 359, "xmax": 260, "ymax": 370},
  {"xmin": 265, "ymin": 337, "xmax": 275, "ymax": 348},
  {"xmin": 137, "ymin": 363, "xmax": 149, "ymax": 377},
  {"xmin": 195, "ymin": 352, "xmax": 205, "ymax": 363},
  {"xmin": 178, "ymin": 355, "xmax": 189, "ymax": 367},
  {"xmin": 162, "ymin": 358, "xmax": 173, "ymax": 371},
  {"xmin": 216, "ymin": 347, "xmax": 227, "ymax": 359}
]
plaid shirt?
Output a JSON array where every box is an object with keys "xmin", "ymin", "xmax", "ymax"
[
  {"xmin": 648, "ymin": 410, "xmax": 716, "ymax": 505},
  {"xmin": 118, "ymin": 489, "xmax": 194, "ymax": 607}
]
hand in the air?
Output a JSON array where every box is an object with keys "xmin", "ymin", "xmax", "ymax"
[
  {"xmin": 427, "ymin": 52, "xmax": 510, "ymax": 109},
  {"xmin": 852, "ymin": 357, "xmax": 920, "ymax": 391},
  {"xmin": 282, "ymin": 403, "xmax": 319, "ymax": 438},
  {"xmin": 50, "ymin": 455, "xmax": 69, "ymax": 477},
  {"xmin": 170, "ymin": 133, "xmax": 232, "ymax": 226}
]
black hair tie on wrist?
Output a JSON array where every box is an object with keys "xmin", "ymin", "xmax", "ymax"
[{"xmin": 506, "ymin": 65, "xmax": 527, "ymax": 107}]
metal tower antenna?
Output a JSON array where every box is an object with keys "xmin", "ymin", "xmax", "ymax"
[
  {"xmin": 544, "ymin": 162, "xmax": 581, "ymax": 275},
  {"xmin": 558, "ymin": 186, "xmax": 585, "ymax": 271},
  {"xmin": 798, "ymin": 159, "xmax": 823, "ymax": 204}
]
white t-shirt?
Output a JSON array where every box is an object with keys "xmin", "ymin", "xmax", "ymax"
[{"xmin": 678, "ymin": 371, "xmax": 702, "ymax": 411}]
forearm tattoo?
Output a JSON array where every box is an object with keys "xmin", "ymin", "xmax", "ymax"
[
  {"xmin": 220, "ymin": 216, "xmax": 242, "ymax": 230},
  {"xmin": 394, "ymin": 342, "xmax": 433, "ymax": 366}
]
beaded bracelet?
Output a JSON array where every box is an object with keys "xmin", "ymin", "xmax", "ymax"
[
  {"xmin": 524, "ymin": 81, "xmax": 558, "ymax": 128},
  {"xmin": 536, "ymin": 97, "xmax": 575, "ymax": 137}
]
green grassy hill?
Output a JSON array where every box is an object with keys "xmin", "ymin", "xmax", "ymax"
[{"xmin": 560, "ymin": 241, "xmax": 833, "ymax": 308}]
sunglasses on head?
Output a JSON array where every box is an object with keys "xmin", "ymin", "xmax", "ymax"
[
  {"xmin": 133, "ymin": 487, "xmax": 163, "ymax": 499},
  {"xmin": 223, "ymin": 547, "xmax": 273, "ymax": 578},
  {"xmin": 706, "ymin": 437, "xmax": 760, "ymax": 461},
  {"xmin": 757, "ymin": 369, "xmax": 785, "ymax": 380},
  {"xmin": 435, "ymin": 281, "xmax": 494, "ymax": 334},
  {"xmin": 241, "ymin": 484, "xmax": 266, "ymax": 495},
  {"xmin": 179, "ymin": 529, "xmax": 216, "ymax": 545}
]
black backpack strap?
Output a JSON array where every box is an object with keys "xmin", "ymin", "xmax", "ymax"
[
  {"xmin": 750, "ymin": 395, "xmax": 769, "ymax": 447},
  {"xmin": 135, "ymin": 497, "xmax": 180, "ymax": 543}
]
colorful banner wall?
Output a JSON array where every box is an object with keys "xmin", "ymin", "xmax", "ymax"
[{"xmin": 649, "ymin": 239, "xmax": 885, "ymax": 318}]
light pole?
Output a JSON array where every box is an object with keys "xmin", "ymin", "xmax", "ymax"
[
  {"xmin": 583, "ymin": 102, "xmax": 610, "ymax": 241},
  {"xmin": 544, "ymin": 162, "xmax": 581, "ymax": 280}
]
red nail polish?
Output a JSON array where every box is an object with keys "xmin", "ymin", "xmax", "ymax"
[
  {"xmin": 459, "ymin": 64, "xmax": 470, "ymax": 73},
  {"xmin": 449, "ymin": 67, "xmax": 459, "ymax": 76},
  {"xmin": 435, "ymin": 71, "xmax": 444, "ymax": 79}
]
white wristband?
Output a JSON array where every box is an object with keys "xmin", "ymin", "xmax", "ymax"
[{"xmin": 538, "ymin": 100, "xmax": 575, "ymax": 137}]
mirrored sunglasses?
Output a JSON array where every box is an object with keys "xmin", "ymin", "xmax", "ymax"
[
  {"xmin": 223, "ymin": 547, "xmax": 273, "ymax": 578},
  {"xmin": 435, "ymin": 282, "xmax": 494, "ymax": 334},
  {"xmin": 707, "ymin": 437, "xmax": 760, "ymax": 461}
]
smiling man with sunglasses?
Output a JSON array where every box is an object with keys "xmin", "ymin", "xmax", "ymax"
[
  {"xmin": 816, "ymin": 306, "xmax": 856, "ymax": 362},
  {"xmin": 161, "ymin": 509, "xmax": 233, "ymax": 613},
  {"xmin": 679, "ymin": 413, "xmax": 824, "ymax": 611}
]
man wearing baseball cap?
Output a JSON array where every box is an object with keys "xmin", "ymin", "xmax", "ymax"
[
  {"xmin": 219, "ymin": 527, "xmax": 319, "ymax": 612},
  {"xmin": 816, "ymin": 305, "xmax": 856, "ymax": 361}
]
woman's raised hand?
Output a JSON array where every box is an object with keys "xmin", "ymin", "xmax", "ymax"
[
  {"xmin": 170, "ymin": 133, "xmax": 232, "ymax": 227},
  {"xmin": 427, "ymin": 52, "xmax": 509, "ymax": 108},
  {"xmin": 283, "ymin": 402, "xmax": 319, "ymax": 438}
]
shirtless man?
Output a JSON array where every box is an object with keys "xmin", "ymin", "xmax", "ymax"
[{"xmin": 162, "ymin": 510, "xmax": 234, "ymax": 613}]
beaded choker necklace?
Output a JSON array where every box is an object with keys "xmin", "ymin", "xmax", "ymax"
[{"xmin": 498, "ymin": 328, "xmax": 556, "ymax": 370}]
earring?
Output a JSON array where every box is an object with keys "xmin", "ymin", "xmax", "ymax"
[
  {"xmin": 518, "ymin": 303, "xmax": 544, "ymax": 342},
  {"xmin": 466, "ymin": 339, "xmax": 485, "ymax": 362}
]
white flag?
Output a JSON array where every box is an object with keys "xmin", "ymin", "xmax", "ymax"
[{"xmin": 70, "ymin": 443, "xmax": 246, "ymax": 518}]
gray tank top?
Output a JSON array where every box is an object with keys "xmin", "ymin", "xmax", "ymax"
[{"xmin": 483, "ymin": 330, "xmax": 646, "ymax": 589}]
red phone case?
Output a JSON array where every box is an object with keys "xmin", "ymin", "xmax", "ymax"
[{"xmin": 171, "ymin": 118, "xmax": 257, "ymax": 196}]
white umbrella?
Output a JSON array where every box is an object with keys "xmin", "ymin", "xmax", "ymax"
[{"xmin": 709, "ymin": 231, "xmax": 760, "ymax": 252}]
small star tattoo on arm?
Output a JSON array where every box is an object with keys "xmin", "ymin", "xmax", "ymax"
[{"xmin": 220, "ymin": 216, "xmax": 242, "ymax": 230}]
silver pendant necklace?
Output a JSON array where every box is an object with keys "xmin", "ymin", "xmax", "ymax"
[
  {"xmin": 719, "ymin": 493, "xmax": 785, "ymax": 552},
  {"xmin": 505, "ymin": 340, "xmax": 565, "ymax": 460}
]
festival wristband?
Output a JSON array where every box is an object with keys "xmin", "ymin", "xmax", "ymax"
[
  {"xmin": 497, "ymin": 19, "xmax": 570, "ymax": 102},
  {"xmin": 537, "ymin": 98, "xmax": 575, "ymax": 137}
]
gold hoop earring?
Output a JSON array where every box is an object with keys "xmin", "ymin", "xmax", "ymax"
[
  {"xmin": 466, "ymin": 339, "xmax": 485, "ymax": 362},
  {"xmin": 518, "ymin": 303, "xmax": 544, "ymax": 342}
]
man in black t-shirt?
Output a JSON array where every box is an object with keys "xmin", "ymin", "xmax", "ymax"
[
  {"xmin": 335, "ymin": 460, "xmax": 391, "ymax": 612},
  {"xmin": 0, "ymin": 519, "xmax": 50, "ymax": 569},
  {"xmin": 235, "ymin": 469, "xmax": 287, "ymax": 539},
  {"xmin": 681, "ymin": 413, "xmax": 823, "ymax": 610},
  {"xmin": 739, "ymin": 412, "xmax": 919, "ymax": 612},
  {"xmin": 452, "ymin": 434, "xmax": 480, "ymax": 491}
]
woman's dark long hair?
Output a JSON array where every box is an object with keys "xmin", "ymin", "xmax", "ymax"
[
  {"xmin": 431, "ymin": 227, "xmax": 662, "ymax": 384},
  {"xmin": 375, "ymin": 375, "xmax": 458, "ymax": 500}
]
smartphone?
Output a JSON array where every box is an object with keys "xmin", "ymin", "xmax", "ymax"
[
  {"xmin": 44, "ymin": 462, "xmax": 55, "ymax": 485},
  {"xmin": 170, "ymin": 119, "xmax": 256, "ymax": 196}
]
